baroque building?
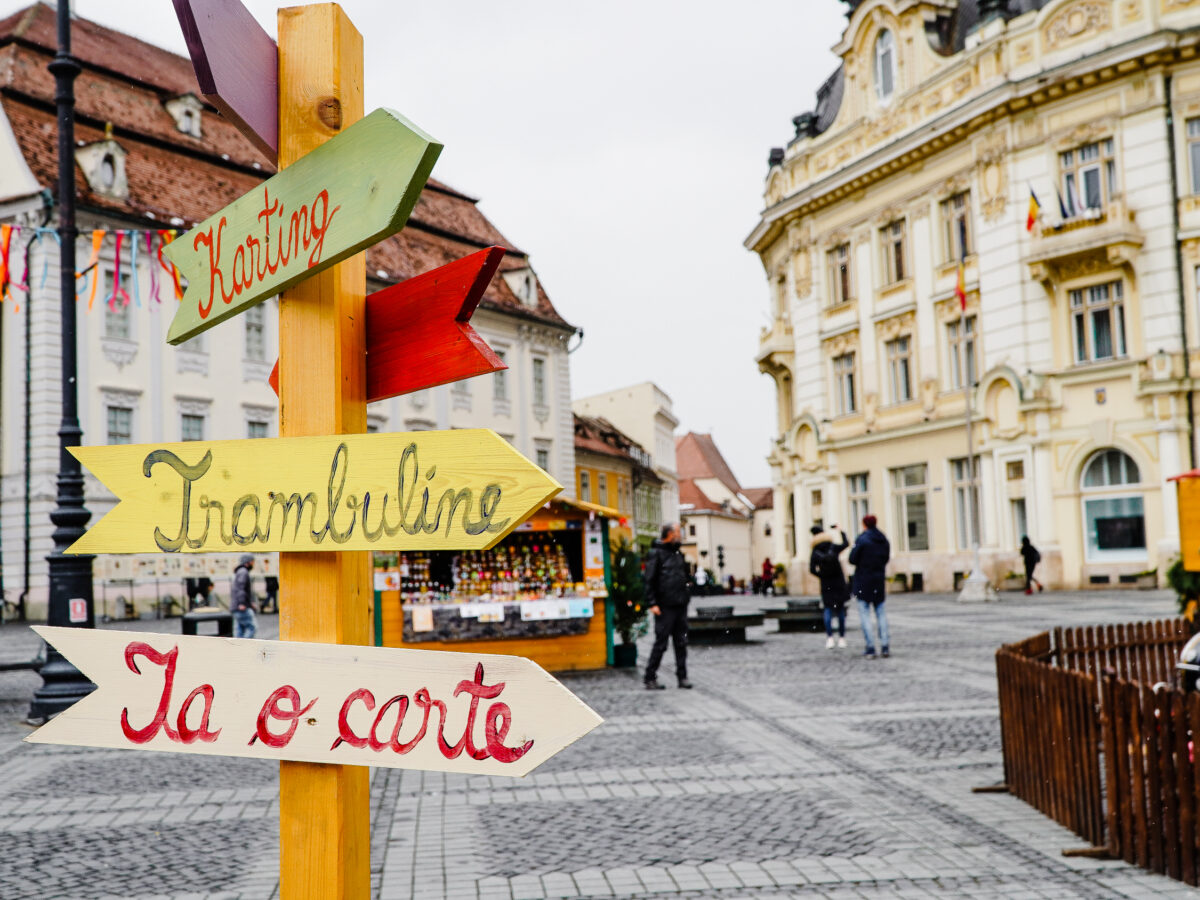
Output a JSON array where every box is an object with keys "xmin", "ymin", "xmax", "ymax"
[
  {"xmin": 0, "ymin": 4, "xmax": 577, "ymax": 618},
  {"xmin": 748, "ymin": 0, "xmax": 1200, "ymax": 593}
]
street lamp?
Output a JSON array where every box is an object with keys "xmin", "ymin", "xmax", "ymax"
[{"xmin": 29, "ymin": 0, "xmax": 96, "ymax": 722}]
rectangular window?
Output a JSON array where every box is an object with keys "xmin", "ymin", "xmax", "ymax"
[
  {"xmin": 245, "ymin": 304, "xmax": 265, "ymax": 361},
  {"xmin": 181, "ymin": 413, "xmax": 205, "ymax": 442},
  {"xmin": 951, "ymin": 456, "xmax": 982, "ymax": 550},
  {"xmin": 890, "ymin": 464, "xmax": 929, "ymax": 552},
  {"xmin": 1069, "ymin": 281, "xmax": 1126, "ymax": 362},
  {"xmin": 847, "ymin": 472, "xmax": 869, "ymax": 532},
  {"xmin": 940, "ymin": 192, "xmax": 972, "ymax": 263},
  {"xmin": 598, "ymin": 473, "xmax": 608, "ymax": 507},
  {"xmin": 536, "ymin": 447, "xmax": 550, "ymax": 470},
  {"xmin": 832, "ymin": 352, "xmax": 857, "ymax": 415},
  {"xmin": 247, "ymin": 420, "xmax": 268, "ymax": 440},
  {"xmin": 828, "ymin": 243, "xmax": 852, "ymax": 306},
  {"xmin": 579, "ymin": 471, "xmax": 590, "ymax": 503},
  {"xmin": 1189, "ymin": 118, "xmax": 1200, "ymax": 194},
  {"xmin": 1011, "ymin": 497, "xmax": 1028, "ymax": 545},
  {"xmin": 106, "ymin": 405, "xmax": 132, "ymax": 445},
  {"xmin": 452, "ymin": 378, "xmax": 470, "ymax": 396},
  {"xmin": 1084, "ymin": 496, "xmax": 1146, "ymax": 558},
  {"xmin": 1060, "ymin": 138, "xmax": 1116, "ymax": 216},
  {"xmin": 493, "ymin": 350, "xmax": 508, "ymax": 401},
  {"xmin": 947, "ymin": 315, "xmax": 977, "ymax": 389},
  {"xmin": 532, "ymin": 357, "xmax": 547, "ymax": 407},
  {"xmin": 885, "ymin": 336, "xmax": 913, "ymax": 404},
  {"xmin": 879, "ymin": 220, "xmax": 907, "ymax": 285},
  {"xmin": 103, "ymin": 272, "xmax": 133, "ymax": 339},
  {"xmin": 1006, "ymin": 460, "xmax": 1025, "ymax": 481}
]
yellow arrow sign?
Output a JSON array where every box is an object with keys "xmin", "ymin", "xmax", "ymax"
[{"xmin": 68, "ymin": 431, "xmax": 561, "ymax": 555}]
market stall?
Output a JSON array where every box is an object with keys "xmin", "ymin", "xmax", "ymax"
[{"xmin": 373, "ymin": 498, "xmax": 616, "ymax": 671}]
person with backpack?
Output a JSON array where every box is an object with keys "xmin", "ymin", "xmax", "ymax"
[
  {"xmin": 849, "ymin": 514, "xmax": 891, "ymax": 659},
  {"xmin": 1020, "ymin": 536, "xmax": 1044, "ymax": 595},
  {"xmin": 809, "ymin": 525, "xmax": 850, "ymax": 649}
]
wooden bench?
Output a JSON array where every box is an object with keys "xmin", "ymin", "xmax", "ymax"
[
  {"xmin": 688, "ymin": 606, "xmax": 765, "ymax": 644},
  {"xmin": 182, "ymin": 608, "xmax": 234, "ymax": 637},
  {"xmin": 761, "ymin": 598, "xmax": 825, "ymax": 633}
]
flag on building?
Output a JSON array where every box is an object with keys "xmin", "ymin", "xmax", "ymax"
[
  {"xmin": 955, "ymin": 219, "xmax": 967, "ymax": 310},
  {"xmin": 1026, "ymin": 187, "xmax": 1041, "ymax": 232}
]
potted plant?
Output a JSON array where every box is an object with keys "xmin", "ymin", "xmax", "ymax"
[
  {"xmin": 609, "ymin": 537, "xmax": 647, "ymax": 668},
  {"xmin": 1167, "ymin": 558, "xmax": 1200, "ymax": 631},
  {"xmin": 1133, "ymin": 568, "xmax": 1158, "ymax": 590},
  {"xmin": 772, "ymin": 563, "xmax": 787, "ymax": 596},
  {"xmin": 1000, "ymin": 570, "xmax": 1026, "ymax": 591}
]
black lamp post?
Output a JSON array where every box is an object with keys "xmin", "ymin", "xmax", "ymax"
[{"xmin": 29, "ymin": 0, "xmax": 95, "ymax": 722}]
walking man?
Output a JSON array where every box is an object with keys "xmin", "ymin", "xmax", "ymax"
[
  {"xmin": 849, "ymin": 514, "xmax": 891, "ymax": 659},
  {"xmin": 232, "ymin": 554, "xmax": 257, "ymax": 639},
  {"xmin": 1020, "ymin": 536, "xmax": 1044, "ymax": 595},
  {"xmin": 809, "ymin": 524, "xmax": 850, "ymax": 649},
  {"xmin": 643, "ymin": 522, "xmax": 693, "ymax": 690}
]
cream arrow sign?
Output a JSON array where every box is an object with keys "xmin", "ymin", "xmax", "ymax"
[
  {"xmin": 26, "ymin": 627, "xmax": 602, "ymax": 777},
  {"xmin": 67, "ymin": 430, "xmax": 561, "ymax": 555},
  {"xmin": 162, "ymin": 107, "xmax": 441, "ymax": 345}
]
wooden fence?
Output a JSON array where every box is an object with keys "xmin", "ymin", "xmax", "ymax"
[{"xmin": 996, "ymin": 617, "xmax": 1200, "ymax": 883}]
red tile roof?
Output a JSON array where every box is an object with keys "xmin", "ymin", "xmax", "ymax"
[
  {"xmin": 743, "ymin": 487, "xmax": 773, "ymax": 510},
  {"xmin": 0, "ymin": 3, "xmax": 572, "ymax": 330},
  {"xmin": 678, "ymin": 478, "xmax": 749, "ymax": 518},
  {"xmin": 675, "ymin": 432, "xmax": 743, "ymax": 496}
]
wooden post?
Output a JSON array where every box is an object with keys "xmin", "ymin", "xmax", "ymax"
[{"xmin": 276, "ymin": 5, "xmax": 369, "ymax": 898}]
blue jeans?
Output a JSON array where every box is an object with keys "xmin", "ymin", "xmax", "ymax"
[
  {"xmin": 823, "ymin": 605, "xmax": 845, "ymax": 637},
  {"xmin": 856, "ymin": 599, "xmax": 888, "ymax": 652},
  {"xmin": 234, "ymin": 609, "xmax": 257, "ymax": 639}
]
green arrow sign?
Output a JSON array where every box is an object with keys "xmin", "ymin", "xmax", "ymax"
[{"xmin": 163, "ymin": 107, "xmax": 441, "ymax": 345}]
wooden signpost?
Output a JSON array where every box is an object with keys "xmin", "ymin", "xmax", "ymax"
[
  {"xmin": 171, "ymin": 0, "xmax": 279, "ymax": 158},
  {"xmin": 1169, "ymin": 470, "xmax": 1200, "ymax": 572},
  {"xmin": 268, "ymin": 245, "xmax": 508, "ymax": 402},
  {"xmin": 66, "ymin": 431, "xmax": 561, "ymax": 556},
  {"xmin": 37, "ymin": 3, "xmax": 588, "ymax": 898},
  {"xmin": 161, "ymin": 107, "xmax": 442, "ymax": 345},
  {"xmin": 28, "ymin": 626, "xmax": 601, "ymax": 776}
]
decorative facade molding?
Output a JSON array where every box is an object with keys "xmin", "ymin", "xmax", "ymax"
[
  {"xmin": 100, "ymin": 387, "xmax": 141, "ymax": 408},
  {"xmin": 100, "ymin": 336, "xmax": 137, "ymax": 369},
  {"xmin": 176, "ymin": 347, "xmax": 208, "ymax": 376},
  {"xmin": 242, "ymin": 359, "xmax": 272, "ymax": 383},
  {"xmin": 175, "ymin": 396, "xmax": 212, "ymax": 417},
  {"xmin": 1043, "ymin": 1, "xmax": 1113, "ymax": 52}
]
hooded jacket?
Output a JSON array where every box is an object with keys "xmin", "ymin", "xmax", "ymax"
[
  {"xmin": 232, "ymin": 557, "xmax": 253, "ymax": 611},
  {"xmin": 808, "ymin": 530, "xmax": 850, "ymax": 606},
  {"xmin": 848, "ymin": 526, "xmax": 891, "ymax": 604},
  {"xmin": 644, "ymin": 540, "xmax": 690, "ymax": 609}
]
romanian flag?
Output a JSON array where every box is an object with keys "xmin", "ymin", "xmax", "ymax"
[
  {"xmin": 1026, "ymin": 187, "xmax": 1041, "ymax": 232},
  {"xmin": 954, "ymin": 254, "xmax": 966, "ymax": 311}
]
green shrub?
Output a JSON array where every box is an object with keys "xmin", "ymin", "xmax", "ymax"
[{"xmin": 609, "ymin": 537, "xmax": 647, "ymax": 645}]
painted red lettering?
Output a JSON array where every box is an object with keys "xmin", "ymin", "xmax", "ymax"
[
  {"xmin": 119, "ymin": 641, "xmax": 181, "ymax": 744},
  {"xmin": 192, "ymin": 216, "xmax": 233, "ymax": 317},
  {"xmin": 485, "ymin": 701, "xmax": 533, "ymax": 764},
  {"xmin": 368, "ymin": 694, "xmax": 411, "ymax": 753},
  {"xmin": 176, "ymin": 684, "xmax": 221, "ymax": 744},
  {"xmin": 250, "ymin": 685, "xmax": 316, "ymax": 749},
  {"xmin": 330, "ymin": 688, "xmax": 374, "ymax": 750},
  {"xmin": 441, "ymin": 663, "xmax": 503, "ymax": 761}
]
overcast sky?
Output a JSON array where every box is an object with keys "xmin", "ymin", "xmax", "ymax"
[{"xmin": 70, "ymin": 0, "xmax": 848, "ymax": 486}]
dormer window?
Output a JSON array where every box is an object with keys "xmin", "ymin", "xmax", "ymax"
[
  {"xmin": 75, "ymin": 138, "xmax": 128, "ymax": 199},
  {"xmin": 874, "ymin": 30, "xmax": 896, "ymax": 104},
  {"xmin": 164, "ymin": 94, "xmax": 204, "ymax": 139},
  {"xmin": 501, "ymin": 267, "xmax": 540, "ymax": 309}
]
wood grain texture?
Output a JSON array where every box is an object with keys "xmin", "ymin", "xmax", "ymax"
[
  {"xmin": 1179, "ymin": 478, "xmax": 1200, "ymax": 572},
  {"xmin": 161, "ymin": 106, "xmax": 442, "ymax": 345},
  {"xmin": 25, "ymin": 626, "xmax": 603, "ymax": 776},
  {"xmin": 171, "ymin": 0, "xmax": 279, "ymax": 158},
  {"xmin": 66, "ymin": 431, "xmax": 562, "ymax": 556},
  {"xmin": 275, "ymin": 8, "xmax": 369, "ymax": 899},
  {"xmin": 267, "ymin": 246, "xmax": 507, "ymax": 403}
]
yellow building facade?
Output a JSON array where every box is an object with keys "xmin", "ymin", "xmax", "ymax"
[{"xmin": 749, "ymin": 0, "xmax": 1200, "ymax": 593}]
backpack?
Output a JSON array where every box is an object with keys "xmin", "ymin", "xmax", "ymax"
[{"xmin": 816, "ymin": 546, "xmax": 842, "ymax": 581}]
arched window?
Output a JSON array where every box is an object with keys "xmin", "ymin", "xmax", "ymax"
[
  {"xmin": 874, "ymin": 30, "xmax": 896, "ymax": 104},
  {"xmin": 1080, "ymin": 449, "xmax": 1145, "ymax": 561},
  {"xmin": 98, "ymin": 154, "xmax": 116, "ymax": 191}
]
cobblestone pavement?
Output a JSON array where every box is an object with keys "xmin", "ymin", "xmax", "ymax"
[{"xmin": 2, "ymin": 592, "xmax": 1199, "ymax": 899}]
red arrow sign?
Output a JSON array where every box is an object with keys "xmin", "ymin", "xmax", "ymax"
[
  {"xmin": 172, "ymin": 0, "xmax": 278, "ymax": 159},
  {"xmin": 269, "ymin": 246, "xmax": 507, "ymax": 403}
]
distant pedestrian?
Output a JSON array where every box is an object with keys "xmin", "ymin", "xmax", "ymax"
[
  {"xmin": 849, "ymin": 515, "xmax": 891, "ymax": 659},
  {"xmin": 694, "ymin": 567, "xmax": 709, "ymax": 595},
  {"xmin": 232, "ymin": 554, "xmax": 257, "ymax": 639},
  {"xmin": 643, "ymin": 522, "xmax": 693, "ymax": 690},
  {"xmin": 262, "ymin": 575, "xmax": 279, "ymax": 614},
  {"xmin": 809, "ymin": 525, "xmax": 850, "ymax": 649},
  {"xmin": 1020, "ymin": 536, "xmax": 1044, "ymax": 595}
]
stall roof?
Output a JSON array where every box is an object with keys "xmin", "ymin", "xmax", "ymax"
[{"xmin": 545, "ymin": 496, "xmax": 622, "ymax": 520}]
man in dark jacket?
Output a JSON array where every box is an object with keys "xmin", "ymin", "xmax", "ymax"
[
  {"xmin": 232, "ymin": 554, "xmax": 256, "ymax": 639},
  {"xmin": 643, "ymin": 522, "xmax": 692, "ymax": 690},
  {"xmin": 1020, "ymin": 536, "xmax": 1044, "ymax": 595},
  {"xmin": 848, "ymin": 514, "xmax": 891, "ymax": 659},
  {"xmin": 809, "ymin": 525, "xmax": 850, "ymax": 649}
]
